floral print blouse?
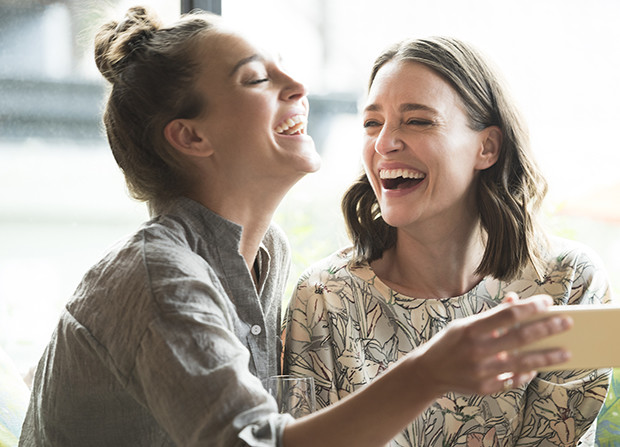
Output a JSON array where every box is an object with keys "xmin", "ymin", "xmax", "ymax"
[{"xmin": 283, "ymin": 237, "xmax": 612, "ymax": 446}]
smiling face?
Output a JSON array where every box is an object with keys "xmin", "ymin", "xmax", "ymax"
[
  {"xmin": 362, "ymin": 60, "xmax": 498, "ymax": 232},
  {"xmin": 189, "ymin": 29, "xmax": 321, "ymax": 193}
]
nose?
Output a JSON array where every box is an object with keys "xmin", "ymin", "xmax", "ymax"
[
  {"xmin": 278, "ymin": 69, "xmax": 308, "ymax": 101},
  {"xmin": 374, "ymin": 123, "xmax": 403, "ymax": 155}
]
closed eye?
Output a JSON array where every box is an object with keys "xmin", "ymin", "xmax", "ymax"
[
  {"xmin": 247, "ymin": 78, "xmax": 269, "ymax": 85},
  {"xmin": 406, "ymin": 119, "xmax": 433, "ymax": 126},
  {"xmin": 363, "ymin": 119, "xmax": 382, "ymax": 128}
]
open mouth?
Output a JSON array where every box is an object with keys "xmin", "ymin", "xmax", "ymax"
[
  {"xmin": 380, "ymin": 168, "xmax": 426, "ymax": 190},
  {"xmin": 275, "ymin": 114, "xmax": 307, "ymax": 136}
]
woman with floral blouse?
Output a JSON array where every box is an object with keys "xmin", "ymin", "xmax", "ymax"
[{"xmin": 283, "ymin": 36, "xmax": 612, "ymax": 446}]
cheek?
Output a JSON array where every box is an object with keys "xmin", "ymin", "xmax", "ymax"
[
  {"xmin": 361, "ymin": 138, "xmax": 375, "ymax": 169},
  {"xmin": 361, "ymin": 154, "xmax": 382, "ymax": 197}
]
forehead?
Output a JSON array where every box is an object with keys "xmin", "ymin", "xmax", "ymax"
[
  {"xmin": 192, "ymin": 29, "xmax": 271, "ymax": 100},
  {"xmin": 366, "ymin": 60, "xmax": 462, "ymax": 112},
  {"xmin": 198, "ymin": 30, "xmax": 259, "ymax": 70}
]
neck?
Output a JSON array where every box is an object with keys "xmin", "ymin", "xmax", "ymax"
[
  {"xmin": 187, "ymin": 180, "xmax": 294, "ymax": 272},
  {"xmin": 372, "ymin": 218, "xmax": 487, "ymax": 299}
]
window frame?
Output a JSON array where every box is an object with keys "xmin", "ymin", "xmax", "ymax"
[{"xmin": 181, "ymin": 0, "xmax": 221, "ymax": 14}]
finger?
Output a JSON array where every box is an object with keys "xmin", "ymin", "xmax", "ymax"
[
  {"xmin": 490, "ymin": 348, "xmax": 570, "ymax": 381},
  {"xmin": 491, "ymin": 314, "xmax": 573, "ymax": 353},
  {"xmin": 512, "ymin": 371, "xmax": 537, "ymax": 387},
  {"xmin": 467, "ymin": 294, "xmax": 554, "ymax": 338},
  {"xmin": 514, "ymin": 347, "xmax": 572, "ymax": 371},
  {"xmin": 479, "ymin": 344, "xmax": 571, "ymax": 375},
  {"xmin": 502, "ymin": 291, "xmax": 519, "ymax": 303}
]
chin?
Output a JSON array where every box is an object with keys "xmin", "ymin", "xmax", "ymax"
[
  {"xmin": 378, "ymin": 208, "xmax": 415, "ymax": 229},
  {"xmin": 294, "ymin": 146, "xmax": 322, "ymax": 174},
  {"xmin": 304, "ymin": 155, "xmax": 322, "ymax": 173}
]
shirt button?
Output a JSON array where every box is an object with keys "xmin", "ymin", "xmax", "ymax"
[{"xmin": 251, "ymin": 324, "xmax": 262, "ymax": 336}]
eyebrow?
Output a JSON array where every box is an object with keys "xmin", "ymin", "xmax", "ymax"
[
  {"xmin": 364, "ymin": 103, "xmax": 438, "ymax": 114},
  {"xmin": 229, "ymin": 54, "xmax": 264, "ymax": 77}
]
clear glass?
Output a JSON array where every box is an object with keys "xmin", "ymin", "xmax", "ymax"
[{"xmin": 262, "ymin": 375, "xmax": 317, "ymax": 418}]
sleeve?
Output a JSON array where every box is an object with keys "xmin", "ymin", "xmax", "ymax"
[
  {"xmin": 132, "ymin": 276, "xmax": 293, "ymax": 447},
  {"xmin": 282, "ymin": 266, "xmax": 344, "ymax": 410},
  {"xmin": 515, "ymin": 245, "xmax": 614, "ymax": 446}
]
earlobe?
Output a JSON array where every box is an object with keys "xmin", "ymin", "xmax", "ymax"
[
  {"xmin": 164, "ymin": 119, "xmax": 214, "ymax": 158},
  {"xmin": 476, "ymin": 126, "xmax": 502, "ymax": 170}
]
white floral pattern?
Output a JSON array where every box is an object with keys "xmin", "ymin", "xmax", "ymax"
[{"xmin": 283, "ymin": 237, "xmax": 612, "ymax": 446}]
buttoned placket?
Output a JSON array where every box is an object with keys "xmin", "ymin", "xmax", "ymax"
[
  {"xmin": 188, "ymin": 200, "xmax": 279, "ymax": 381},
  {"xmin": 217, "ymin": 250, "xmax": 272, "ymax": 380}
]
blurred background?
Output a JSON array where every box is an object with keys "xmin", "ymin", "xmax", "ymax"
[{"xmin": 1, "ymin": 1, "xmax": 619, "ymax": 425}]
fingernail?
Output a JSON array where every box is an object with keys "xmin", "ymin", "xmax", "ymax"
[
  {"xmin": 518, "ymin": 372, "xmax": 535, "ymax": 383},
  {"xmin": 549, "ymin": 316, "xmax": 570, "ymax": 329},
  {"xmin": 561, "ymin": 316, "xmax": 573, "ymax": 329}
]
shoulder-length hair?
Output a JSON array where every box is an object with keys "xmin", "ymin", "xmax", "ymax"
[{"xmin": 342, "ymin": 36, "xmax": 548, "ymax": 281}]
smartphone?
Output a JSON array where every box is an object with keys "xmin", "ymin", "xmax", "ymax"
[{"xmin": 520, "ymin": 304, "xmax": 620, "ymax": 371}]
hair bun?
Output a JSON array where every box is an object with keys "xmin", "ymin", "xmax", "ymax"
[{"xmin": 94, "ymin": 6, "xmax": 162, "ymax": 83}]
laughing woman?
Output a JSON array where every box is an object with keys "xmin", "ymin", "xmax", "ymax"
[
  {"xmin": 20, "ymin": 8, "xmax": 574, "ymax": 447},
  {"xmin": 283, "ymin": 37, "xmax": 612, "ymax": 446}
]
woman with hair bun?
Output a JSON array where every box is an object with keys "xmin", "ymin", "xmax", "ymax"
[
  {"xmin": 20, "ymin": 7, "xmax": 574, "ymax": 447},
  {"xmin": 283, "ymin": 37, "xmax": 612, "ymax": 446}
]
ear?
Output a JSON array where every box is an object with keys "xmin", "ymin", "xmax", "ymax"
[
  {"xmin": 475, "ymin": 125, "xmax": 502, "ymax": 170},
  {"xmin": 163, "ymin": 119, "xmax": 214, "ymax": 158}
]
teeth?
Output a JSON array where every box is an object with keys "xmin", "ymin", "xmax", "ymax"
[
  {"xmin": 276, "ymin": 115, "xmax": 307, "ymax": 135},
  {"xmin": 380, "ymin": 169, "xmax": 425, "ymax": 180}
]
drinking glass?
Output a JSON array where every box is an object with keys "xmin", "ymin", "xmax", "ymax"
[{"xmin": 262, "ymin": 375, "xmax": 316, "ymax": 418}]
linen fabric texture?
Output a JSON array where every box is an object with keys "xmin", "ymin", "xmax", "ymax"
[{"xmin": 20, "ymin": 197, "xmax": 293, "ymax": 447}]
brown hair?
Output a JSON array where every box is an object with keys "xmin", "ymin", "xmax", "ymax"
[
  {"xmin": 94, "ymin": 6, "xmax": 220, "ymax": 203},
  {"xmin": 342, "ymin": 37, "xmax": 548, "ymax": 281}
]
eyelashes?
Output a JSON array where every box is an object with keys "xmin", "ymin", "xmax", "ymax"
[
  {"xmin": 363, "ymin": 118, "xmax": 434, "ymax": 129},
  {"xmin": 246, "ymin": 78, "xmax": 269, "ymax": 85},
  {"xmin": 363, "ymin": 119, "xmax": 381, "ymax": 128}
]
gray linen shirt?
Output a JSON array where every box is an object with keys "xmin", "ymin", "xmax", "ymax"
[{"xmin": 19, "ymin": 197, "xmax": 294, "ymax": 446}]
